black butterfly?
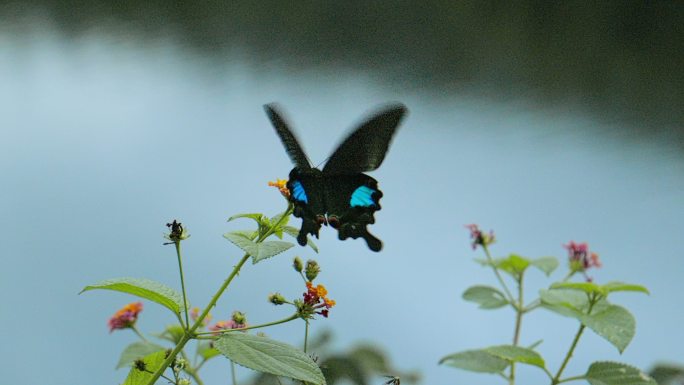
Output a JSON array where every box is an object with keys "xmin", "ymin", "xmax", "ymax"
[{"xmin": 265, "ymin": 103, "xmax": 407, "ymax": 252}]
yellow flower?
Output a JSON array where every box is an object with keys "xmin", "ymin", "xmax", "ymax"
[{"xmin": 268, "ymin": 179, "xmax": 290, "ymax": 199}]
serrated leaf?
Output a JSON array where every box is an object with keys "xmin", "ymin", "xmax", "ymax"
[
  {"xmin": 252, "ymin": 241, "xmax": 295, "ymax": 263},
  {"xmin": 585, "ymin": 361, "xmax": 657, "ymax": 385},
  {"xmin": 80, "ymin": 277, "xmax": 184, "ymax": 315},
  {"xmin": 462, "ymin": 285, "xmax": 509, "ymax": 309},
  {"xmin": 581, "ymin": 305, "xmax": 636, "ymax": 353},
  {"xmin": 485, "ymin": 345, "xmax": 546, "ymax": 369},
  {"xmin": 531, "ymin": 257, "xmax": 559, "ymax": 276},
  {"xmin": 214, "ymin": 333, "xmax": 325, "ymax": 385},
  {"xmin": 602, "ymin": 282, "xmax": 650, "ymax": 295},
  {"xmin": 552, "ymin": 281, "xmax": 606, "ymax": 295},
  {"xmin": 539, "ymin": 289, "xmax": 588, "ymax": 319},
  {"xmin": 116, "ymin": 342, "xmax": 166, "ymax": 369},
  {"xmin": 121, "ymin": 350, "xmax": 168, "ymax": 385},
  {"xmin": 283, "ymin": 226, "xmax": 319, "ymax": 253},
  {"xmin": 439, "ymin": 349, "xmax": 508, "ymax": 373},
  {"xmin": 228, "ymin": 213, "xmax": 266, "ymax": 224},
  {"xmin": 224, "ymin": 232, "xmax": 294, "ymax": 262},
  {"xmin": 231, "ymin": 230, "xmax": 258, "ymax": 240}
]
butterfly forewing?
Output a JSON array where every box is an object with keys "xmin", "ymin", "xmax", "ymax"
[
  {"xmin": 265, "ymin": 104, "xmax": 312, "ymax": 170},
  {"xmin": 322, "ymin": 104, "xmax": 407, "ymax": 175}
]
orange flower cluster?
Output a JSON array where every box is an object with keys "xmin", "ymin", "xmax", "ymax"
[
  {"xmin": 304, "ymin": 282, "xmax": 336, "ymax": 317},
  {"xmin": 268, "ymin": 179, "xmax": 290, "ymax": 199},
  {"xmin": 108, "ymin": 302, "xmax": 143, "ymax": 332}
]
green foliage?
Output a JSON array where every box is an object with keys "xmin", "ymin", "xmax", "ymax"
[
  {"xmin": 214, "ymin": 333, "xmax": 326, "ymax": 385},
  {"xmin": 116, "ymin": 342, "xmax": 166, "ymax": 369},
  {"xmin": 648, "ymin": 363, "xmax": 684, "ymax": 385},
  {"xmin": 223, "ymin": 231, "xmax": 294, "ymax": 263},
  {"xmin": 485, "ymin": 345, "xmax": 546, "ymax": 369},
  {"xmin": 581, "ymin": 305, "xmax": 636, "ymax": 353},
  {"xmin": 462, "ymin": 285, "xmax": 509, "ymax": 309},
  {"xmin": 283, "ymin": 225, "xmax": 319, "ymax": 252},
  {"xmin": 80, "ymin": 277, "xmax": 184, "ymax": 315},
  {"xmin": 530, "ymin": 257, "xmax": 559, "ymax": 276},
  {"xmin": 584, "ymin": 361, "xmax": 657, "ymax": 385},
  {"xmin": 122, "ymin": 350, "xmax": 168, "ymax": 385},
  {"xmin": 440, "ymin": 349, "xmax": 509, "ymax": 373},
  {"xmin": 446, "ymin": 228, "xmax": 652, "ymax": 384}
]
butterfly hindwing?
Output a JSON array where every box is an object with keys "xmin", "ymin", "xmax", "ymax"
[
  {"xmin": 287, "ymin": 168, "xmax": 326, "ymax": 246},
  {"xmin": 324, "ymin": 174, "xmax": 384, "ymax": 252}
]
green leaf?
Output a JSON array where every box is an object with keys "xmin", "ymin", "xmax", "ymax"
[
  {"xmin": 485, "ymin": 345, "xmax": 546, "ymax": 369},
  {"xmin": 539, "ymin": 289, "xmax": 588, "ymax": 319},
  {"xmin": 283, "ymin": 226, "xmax": 319, "ymax": 253},
  {"xmin": 269, "ymin": 212, "xmax": 291, "ymax": 238},
  {"xmin": 231, "ymin": 230, "xmax": 258, "ymax": 240},
  {"xmin": 224, "ymin": 232, "xmax": 294, "ymax": 263},
  {"xmin": 581, "ymin": 305, "xmax": 636, "ymax": 353},
  {"xmin": 551, "ymin": 281, "xmax": 606, "ymax": 295},
  {"xmin": 462, "ymin": 285, "xmax": 509, "ymax": 309},
  {"xmin": 214, "ymin": 333, "xmax": 325, "ymax": 385},
  {"xmin": 498, "ymin": 254, "xmax": 531, "ymax": 276},
  {"xmin": 585, "ymin": 361, "xmax": 657, "ymax": 385},
  {"xmin": 530, "ymin": 257, "xmax": 559, "ymax": 276},
  {"xmin": 228, "ymin": 213, "xmax": 266, "ymax": 224},
  {"xmin": 153, "ymin": 325, "xmax": 185, "ymax": 344},
  {"xmin": 121, "ymin": 350, "xmax": 168, "ymax": 385},
  {"xmin": 116, "ymin": 342, "xmax": 166, "ymax": 369},
  {"xmin": 439, "ymin": 349, "xmax": 508, "ymax": 373},
  {"xmin": 80, "ymin": 277, "xmax": 184, "ymax": 315},
  {"xmin": 197, "ymin": 341, "xmax": 220, "ymax": 361},
  {"xmin": 602, "ymin": 281, "xmax": 650, "ymax": 295}
]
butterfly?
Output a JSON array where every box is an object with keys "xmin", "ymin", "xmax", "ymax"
[{"xmin": 265, "ymin": 103, "xmax": 407, "ymax": 252}]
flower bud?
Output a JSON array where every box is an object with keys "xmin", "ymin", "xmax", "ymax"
[
  {"xmin": 293, "ymin": 257, "xmax": 303, "ymax": 272},
  {"xmin": 305, "ymin": 260, "xmax": 320, "ymax": 281},
  {"xmin": 231, "ymin": 311, "xmax": 246, "ymax": 325},
  {"xmin": 268, "ymin": 292, "xmax": 286, "ymax": 305}
]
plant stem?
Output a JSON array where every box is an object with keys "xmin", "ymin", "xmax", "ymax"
[
  {"xmin": 144, "ymin": 253, "xmax": 251, "ymax": 385},
  {"xmin": 195, "ymin": 314, "xmax": 299, "ymax": 337},
  {"xmin": 303, "ymin": 320, "xmax": 310, "ymax": 353},
  {"xmin": 175, "ymin": 241, "xmax": 191, "ymax": 328},
  {"xmin": 180, "ymin": 351, "xmax": 205, "ymax": 385},
  {"xmin": 130, "ymin": 325, "xmax": 149, "ymax": 342},
  {"xmin": 144, "ymin": 206, "xmax": 293, "ymax": 385},
  {"xmin": 551, "ymin": 323, "xmax": 586, "ymax": 385},
  {"xmin": 482, "ymin": 245, "xmax": 515, "ymax": 302},
  {"xmin": 231, "ymin": 361, "xmax": 237, "ymax": 385},
  {"xmin": 551, "ymin": 294, "xmax": 598, "ymax": 385},
  {"xmin": 509, "ymin": 272, "xmax": 525, "ymax": 385}
]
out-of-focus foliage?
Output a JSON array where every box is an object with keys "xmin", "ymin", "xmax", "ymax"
[
  {"xmin": 244, "ymin": 330, "xmax": 420, "ymax": 385},
  {"xmin": 649, "ymin": 363, "xmax": 684, "ymax": 385}
]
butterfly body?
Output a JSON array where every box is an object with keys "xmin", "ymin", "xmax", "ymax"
[{"xmin": 266, "ymin": 103, "xmax": 407, "ymax": 252}]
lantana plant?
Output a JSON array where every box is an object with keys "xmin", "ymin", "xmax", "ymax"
[
  {"xmin": 440, "ymin": 224, "xmax": 655, "ymax": 385},
  {"xmin": 80, "ymin": 180, "xmax": 336, "ymax": 385}
]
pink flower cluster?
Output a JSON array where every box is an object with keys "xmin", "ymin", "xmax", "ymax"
[{"xmin": 108, "ymin": 302, "xmax": 143, "ymax": 332}]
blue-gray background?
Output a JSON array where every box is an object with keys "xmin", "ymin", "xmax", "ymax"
[{"xmin": 1, "ymin": 3, "xmax": 682, "ymax": 385}]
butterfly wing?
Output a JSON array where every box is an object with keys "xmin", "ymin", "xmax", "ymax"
[
  {"xmin": 265, "ymin": 104, "xmax": 326, "ymax": 246},
  {"xmin": 324, "ymin": 174, "xmax": 384, "ymax": 251},
  {"xmin": 286, "ymin": 168, "xmax": 326, "ymax": 246},
  {"xmin": 264, "ymin": 103, "xmax": 312, "ymax": 170},
  {"xmin": 322, "ymin": 103, "xmax": 407, "ymax": 174}
]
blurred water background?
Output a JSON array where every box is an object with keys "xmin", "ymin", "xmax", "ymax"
[{"xmin": 1, "ymin": 2, "xmax": 682, "ymax": 384}]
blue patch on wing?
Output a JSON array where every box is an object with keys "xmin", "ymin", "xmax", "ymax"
[
  {"xmin": 291, "ymin": 180, "xmax": 308, "ymax": 203},
  {"xmin": 350, "ymin": 186, "xmax": 377, "ymax": 207}
]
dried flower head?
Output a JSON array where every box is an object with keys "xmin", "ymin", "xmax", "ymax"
[{"xmin": 465, "ymin": 224, "xmax": 496, "ymax": 250}]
